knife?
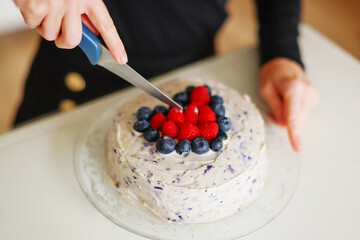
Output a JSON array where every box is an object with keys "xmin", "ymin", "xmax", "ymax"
[{"xmin": 78, "ymin": 24, "xmax": 182, "ymax": 110}]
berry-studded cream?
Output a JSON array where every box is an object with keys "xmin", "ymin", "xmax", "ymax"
[{"xmin": 107, "ymin": 78, "xmax": 267, "ymax": 224}]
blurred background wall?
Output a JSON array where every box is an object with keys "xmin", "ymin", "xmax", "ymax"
[{"xmin": 0, "ymin": 0, "xmax": 359, "ymax": 134}]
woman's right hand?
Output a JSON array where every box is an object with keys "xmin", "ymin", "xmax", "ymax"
[{"xmin": 13, "ymin": 0, "xmax": 128, "ymax": 64}]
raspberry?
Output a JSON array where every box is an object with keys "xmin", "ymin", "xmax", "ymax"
[
  {"xmin": 199, "ymin": 122, "xmax": 219, "ymax": 141},
  {"xmin": 189, "ymin": 86, "xmax": 210, "ymax": 107},
  {"xmin": 199, "ymin": 105, "xmax": 216, "ymax": 123},
  {"xmin": 162, "ymin": 121, "xmax": 179, "ymax": 138},
  {"xmin": 184, "ymin": 102, "xmax": 199, "ymax": 125},
  {"xmin": 178, "ymin": 123, "xmax": 200, "ymax": 141},
  {"xmin": 150, "ymin": 113, "xmax": 166, "ymax": 130},
  {"xmin": 167, "ymin": 108, "xmax": 185, "ymax": 127}
]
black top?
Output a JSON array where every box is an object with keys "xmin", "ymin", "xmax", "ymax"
[
  {"xmin": 15, "ymin": 0, "xmax": 302, "ymax": 124},
  {"xmin": 255, "ymin": 0, "xmax": 302, "ymax": 67},
  {"xmin": 105, "ymin": 0, "xmax": 302, "ymax": 75},
  {"xmin": 104, "ymin": 0, "xmax": 229, "ymax": 77}
]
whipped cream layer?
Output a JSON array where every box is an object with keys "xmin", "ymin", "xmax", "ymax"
[{"xmin": 107, "ymin": 78, "xmax": 267, "ymax": 223}]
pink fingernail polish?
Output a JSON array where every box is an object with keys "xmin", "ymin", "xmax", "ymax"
[
  {"xmin": 120, "ymin": 54, "xmax": 128, "ymax": 64},
  {"xmin": 114, "ymin": 55, "xmax": 122, "ymax": 64},
  {"xmin": 295, "ymin": 141, "xmax": 302, "ymax": 153}
]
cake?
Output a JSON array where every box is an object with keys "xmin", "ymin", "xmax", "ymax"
[{"xmin": 107, "ymin": 78, "xmax": 267, "ymax": 224}]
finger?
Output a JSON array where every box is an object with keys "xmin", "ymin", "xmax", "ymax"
[
  {"xmin": 260, "ymin": 80, "xmax": 285, "ymax": 125},
  {"xmin": 20, "ymin": 4, "xmax": 48, "ymax": 29},
  {"xmin": 267, "ymin": 113, "xmax": 276, "ymax": 122},
  {"xmin": 86, "ymin": 1, "xmax": 127, "ymax": 64},
  {"xmin": 37, "ymin": 10, "xmax": 64, "ymax": 41},
  {"xmin": 81, "ymin": 14, "xmax": 99, "ymax": 36},
  {"xmin": 283, "ymin": 81, "xmax": 305, "ymax": 152},
  {"xmin": 267, "ymin": 113, "xmax": 285, "ymax": 126},
  {"xmin": 55, "ymin": 12, "xmax": 82, "ymax": 49}
]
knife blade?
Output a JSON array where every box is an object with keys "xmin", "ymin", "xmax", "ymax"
[{"xmin": 78, "ymin": 24, "xmax": 183, "ymax": 110}]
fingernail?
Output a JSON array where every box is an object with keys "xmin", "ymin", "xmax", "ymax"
[
  {"xmin": 120, "ymin": 54, "xmax": 128, "ymax": 64},
  {"xmin": 114, "ymin": 55, "xmax": 121, "ymax": 64},
  {"xmin": 114, "ymin": 54, "xmax": 127, "ymax": 64},
  {"xmin": 294, "ymin": 140, "xmax": 302, "ymax": 153}
]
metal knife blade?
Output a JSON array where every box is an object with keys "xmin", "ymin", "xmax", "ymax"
[{"xmin": 97, "ymin": 44, "xmax": 182, "ymax": 110}]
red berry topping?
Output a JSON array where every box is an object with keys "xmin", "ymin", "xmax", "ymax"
[
  {"xmin": 162, "ymin": 121, "xmax": 179, "ymax": 138},
  {"xmin": 190, "ymin": 86, "xmax": 210, "ymax": 107},
  {"xmin": 167, "ymin": 108, "xmax": 185, "ymax": 127},
  {"xmin": 178, "ymin": 123, "xmax": 200, "ymax": 141},
  {"xmin": 150, "ymin": 113, "xmax": 166, "ymax": 130},
  {"xmin": 199, "ymin": 122, "xmax": 219, "ymax": 142},
  {"xmin": 184, "ymin": 102, "xmax": 199, "ymax": 125},
  {"xmin": 199, "ymin": 105, "xmax": 216, "ymax": 123}
]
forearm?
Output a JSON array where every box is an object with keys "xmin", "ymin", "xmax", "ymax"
[{"xmin": 255, "ymin": 0, "xmax": 303, "ymax": 68}]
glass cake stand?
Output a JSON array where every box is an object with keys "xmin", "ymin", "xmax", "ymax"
[{"xmin": 74, "ymin": 106, "xmax": 299, "ymax": 240}]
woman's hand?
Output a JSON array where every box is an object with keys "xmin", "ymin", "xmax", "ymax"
[
  {"xmin": 13, "ymin": 0, "xmax": 127, "ymax": 64},
  {"xmin": 259, "ymin": 58, "xmax": 318, "ymax": 152}
]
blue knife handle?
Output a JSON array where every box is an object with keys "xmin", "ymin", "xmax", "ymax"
[{"xmin": 78, "ymin": 23, "xmax": 101, "ymax": 65}]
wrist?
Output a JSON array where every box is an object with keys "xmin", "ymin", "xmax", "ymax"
[{"xmin": 261, "ymin": 57, "xmax": 304, "ymax": 73}]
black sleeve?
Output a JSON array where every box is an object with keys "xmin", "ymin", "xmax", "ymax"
[{"xmin": 255, "ymin": 0, "xmax": 304, "ymax": 68}]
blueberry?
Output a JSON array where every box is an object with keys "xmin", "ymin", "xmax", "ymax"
[
  {"xmin": 210, "ymin": 103, "xmax": 226, "ymax": 117},
  {"xmin": 153, "ymin": 105, "xmax": 168, "ymax": 116},
  {"xmin": 204, "ymin": 85, "xmax": 212, "ymax": 96},
  {"xmin": 136, "ymin": 107, "xmax": 152, "ymax": 121},
  {"xmin": 185, "ymin": 86, "xmax": 195, "ymax": 95},
  {"xmin": 191, "ymin": 137, "xmax": 209, "ymax": 154},
  {"xmin": 133, "ymin": 120, "xmax": 150, "ymax": 132},
  {"xmin": 176, "ymin": 139, "xmax": 191, "ymax": 156},
  {"xmin": 173, "ymin": 92, "xmax": 189, "ymax": 104},
  {"xmin": 216, "ymin": 131, "xmax": 228, "ymax": 140},
  {"xmin": 217, "ymin": 116, "xmax": 232, "ymax": 132},
  {"xmin": 210, "ymin": 138, "xmax": 223, "ymax": 152},
  {"xmin": 143, "ymin": 128, "xmax": 159, "ymax": 142},
  {"xmin": 156, "ymin": 136, "xmax": 176, "ymax": 154},
  {"xmin": 210, "ymin": 95, "xmax": 223, "ymax": 105}
]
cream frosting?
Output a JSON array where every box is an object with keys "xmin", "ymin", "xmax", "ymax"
[{"xmin": 107, "ymin": 78, "xmax": 267, "ymax": 223}]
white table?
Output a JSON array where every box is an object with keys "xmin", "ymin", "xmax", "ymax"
[
  {"xmin": 0, "ymin": 1, "xmax": 27, "ymax": 35},
  {"xmin": 1, "ymin": 25, "xmax": 359, "ymax": 240}
]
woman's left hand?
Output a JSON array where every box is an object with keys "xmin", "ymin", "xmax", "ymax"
[{"xmin": 259, "ymin": 58, "xmax": 318, "ymax": 152}]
